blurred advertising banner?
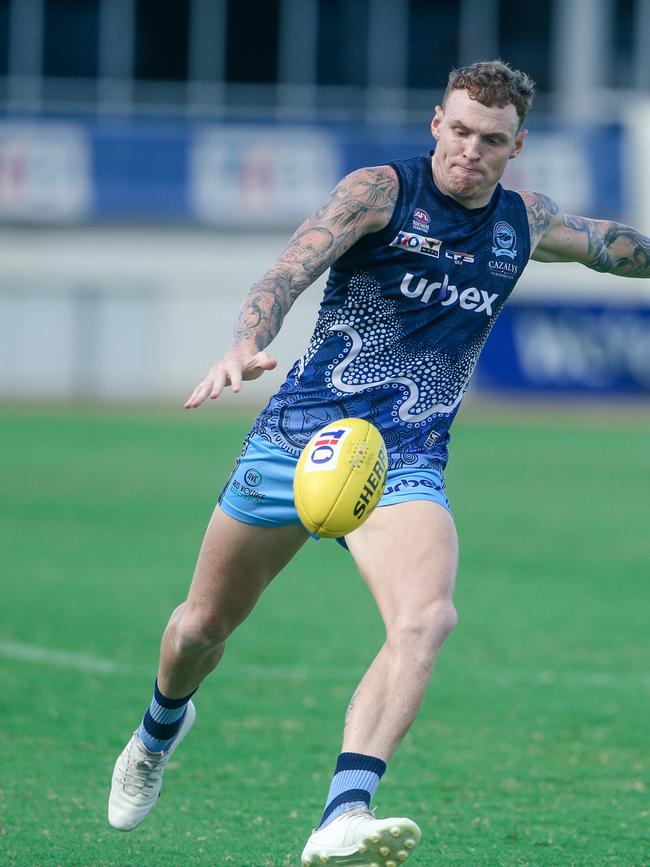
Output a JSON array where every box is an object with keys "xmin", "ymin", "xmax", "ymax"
[
  {"xmin": 0, "ymin": 123, "xmax": 92, "ymax": 222},
  {"xmin": 0, "ymin": 118, "xmax": 625, "ymax": 226},
  {"xmin": 502, "ymin": 124, "xmax": 623, "ymax": 220},
  {"xmin": 189, "ymin": 126, "xmax": 340, "ymax": 225},
  {"xmin": 478, "ymin": 303, "xmax": 650, "ymax": 394}
]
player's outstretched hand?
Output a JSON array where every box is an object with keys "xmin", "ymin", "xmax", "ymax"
[{"xmin": 184, "ymin": 349, "xmax": 277, "ymax": 408}]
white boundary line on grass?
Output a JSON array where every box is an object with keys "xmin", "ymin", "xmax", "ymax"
[
  {"xmin": 0, "ymin": 640, "xmax": 127, "ymax": 673},
  {"xmin": 1, "ymin": 640, "xmax": 649, "ymax": 689},
  {"xmin": 0, "ymin": 640, "xmax": 353, "ymax": 680}
]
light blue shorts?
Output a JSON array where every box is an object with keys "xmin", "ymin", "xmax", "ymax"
[{"xmin": 219, "ymin": 433, "xmax": 450, "ymax": 535}]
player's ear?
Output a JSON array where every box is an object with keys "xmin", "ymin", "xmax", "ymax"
[
  {"xmin": 509, "ymin": 128, "xmax": 527, "ymax": 160},
  {"xmin": 431, "ymin": 105, "xmax": 443, "ymax": 141}
]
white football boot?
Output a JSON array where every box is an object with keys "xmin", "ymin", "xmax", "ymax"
[
  {"xmin": 301, "ymin": 807, "xmax": 421, "ymax": 866},
  {"xmin": 108, "ymin": 700, "xmax": 196, "ymax": 831}
]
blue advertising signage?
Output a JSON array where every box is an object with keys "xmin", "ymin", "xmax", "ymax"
[
  {"xmin": 0, "ymin": 115, "xmax": 626, "ymax": 226},
  {"xmin": 478, "ymin": 302, "xmax": 650, "ymax": 394}
]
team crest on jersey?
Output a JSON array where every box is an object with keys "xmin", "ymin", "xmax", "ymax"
[
  {"xmin": 491, "ymin": 221, "xmax": 517, "ymax": 259},
  {"xmin": 445, "ymin": 249, "xmax": 475, "ymax": 265},
  {"xmin": 412, "ymin": 208, "xmax": 431, "ymax": 232},
  {"xmin": 390, "ymin": 231, "xmax": 441, "ymax": 258}
]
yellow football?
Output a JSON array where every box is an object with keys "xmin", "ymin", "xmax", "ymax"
[{"xmin": 293, "ymin": 418, "xmax": 388, "ymax": 538}]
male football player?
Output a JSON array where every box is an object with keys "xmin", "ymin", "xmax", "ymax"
[{"xmin": 109, "ymin": 60, "xmax": 650, "ymax": 865}]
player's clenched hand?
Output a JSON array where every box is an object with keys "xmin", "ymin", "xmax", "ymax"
[{"xmin": 184, "ymin": 348, "xmax": 277, "ymax": 408}]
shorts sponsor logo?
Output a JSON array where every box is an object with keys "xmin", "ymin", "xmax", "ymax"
[
  {"xmin": 424, "ymin": 430, "xmax": 440, "ymax": 447},
  {"xmin": 390, "ymin": 231, "xmax": 441, "ymax": 258},
  {"xmin": 445, "ymin": 249, "xmax": 475, "ymax": 265},
  {"xmin": 353, "ymin": 450, "xmax": 388, "ymax": 519},
  {"xmin": 385, "ymin": 477, "xmax": 441, "ymax": 495},
  {"xmin": 230, "ymin": 478, "xmax": 266, "ymax": 501},
  {"xmin": 244, "ymin": 468, "xmax": 262, "ymax": 486},
  {"xmin": 304, "ymin": 426, "xmax": 351, "ymax": 473},
  {"xmin": 400, "ymin": 272, "xmax": 498, "ymax": 316}
]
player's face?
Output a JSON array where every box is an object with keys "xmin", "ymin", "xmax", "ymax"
[{"xmin": 430, "ymin": 89, "xmax": 526, "ymax": 208}]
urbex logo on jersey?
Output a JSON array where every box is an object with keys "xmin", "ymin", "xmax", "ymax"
[
  {"xmin": 304, "ymin": 427, "xmax": 350, "ymax": 473},
  {"xmin": 400, "ymin": 272, "xmax": 499, "ymax": 315}
]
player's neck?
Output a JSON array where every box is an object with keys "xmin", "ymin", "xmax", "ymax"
[{"xmin": 430, "ymin": 154, "xmax": 495, "ymax": 210}]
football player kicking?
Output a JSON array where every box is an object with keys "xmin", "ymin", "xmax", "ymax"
[{"xmin": 108, "ymin": 60, "xmax": 650, "ymax": 865}]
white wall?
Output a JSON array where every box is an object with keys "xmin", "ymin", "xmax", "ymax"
[
  {"xmin": 1, "ymin": 226, "xmax": 648, "ymax": 402},
  {"xmin": 0, "ymin": 227, "xmax": 325, "ymax": 403}
]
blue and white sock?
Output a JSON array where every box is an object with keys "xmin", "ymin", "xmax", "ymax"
[
  {"xmin": 137, "ymin": 680, "xmax": 196, "ymax": 753},
  {"xmin": 319, "ymin": 752, "xmax": 387, "ymax": 828}
]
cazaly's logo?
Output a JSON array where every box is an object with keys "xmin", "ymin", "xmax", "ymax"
[{"xmin": 491, "ymin": 221, "xmax": 517, "ymax": 259}]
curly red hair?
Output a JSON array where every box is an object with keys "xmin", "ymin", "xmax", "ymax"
[{"xmin": 444, "ymin": 60, "xmax": 535, "ymax": 128}]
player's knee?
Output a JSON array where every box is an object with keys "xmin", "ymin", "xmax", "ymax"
[
  {"xmin": 430, "ymin": 598, "xmax": 458, "ymax": 641},
  {"xmin": 390, "ymin": 598, "xmax": 457, "ymax": 658},
  {"xmin": 174, "ymin": 607, "xmax": 230, "ymax": 652}
]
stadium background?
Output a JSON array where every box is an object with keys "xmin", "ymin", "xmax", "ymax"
[{"xmin": 1, "ymin": 1, "xmax": 649, "ymax": 865}]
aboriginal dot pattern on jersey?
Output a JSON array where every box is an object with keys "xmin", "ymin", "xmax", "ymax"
[
  {"xmin": 302, "ymin": 272, "xmax": 488, "ymax": 424},
  {"xmin": 252, "ymin": 150, "xmax": 530, "ymax": 469},
  {"xmin": 253, "ymin": 271, "xmax": 498, "ymax": 469}
]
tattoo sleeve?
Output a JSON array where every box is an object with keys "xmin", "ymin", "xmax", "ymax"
[
  {"xmin": 524, "ymin": 191, "xmax": 559, "ymax": 249},
  {"xmin": 523, "ymin": 189, "xmax": 650, "ymax": 277},
  {"xmin": 233, "ymin": 166, "xmax": 399, "ymax": 351},
  {"xmin": 562, "ymin": 214, "xmax": 650, "ymax": 278}
]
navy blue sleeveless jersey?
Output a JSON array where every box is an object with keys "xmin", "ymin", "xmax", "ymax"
[{"xmin": 253, "ymin": 152, "xmax": 531, "ymax": 468}]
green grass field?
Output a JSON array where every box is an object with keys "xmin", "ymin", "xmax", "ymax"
[{"xmin": 1, "ymin": 403, "xmax": 648, "ymax": 867}]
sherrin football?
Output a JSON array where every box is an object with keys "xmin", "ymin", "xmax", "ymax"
[{"xmin": 293, "ymin": 418, "xmax": 388, "ymax": 538}]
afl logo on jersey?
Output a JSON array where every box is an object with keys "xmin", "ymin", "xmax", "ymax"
[
  {"xmin": 491, "ymin": 221, "xmax": 517, "ymax": 259},
  {"xmin": 412, "ymin": 208, "xmax": 431, "ymax": 232}
]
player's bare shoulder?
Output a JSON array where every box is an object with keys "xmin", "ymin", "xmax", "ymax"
[
  {"xmin": 339, "ymin": 164, "xmax": 400, "ymax": 233},
  {"xmin": 316, "ymin": 165, "xmax": 398, "ymax": 235},
  {"xmin": 519, "ymin": 190, "xmax": 561, "ymax": 252}
]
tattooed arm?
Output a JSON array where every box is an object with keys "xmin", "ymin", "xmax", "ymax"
[
  {"xmin": 185, "ymin": 165, "xmax": 399, "ymax": 407},
  {"xmin": 520, "ymin": 190, "xmax": 650, "ymax": 277}
]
